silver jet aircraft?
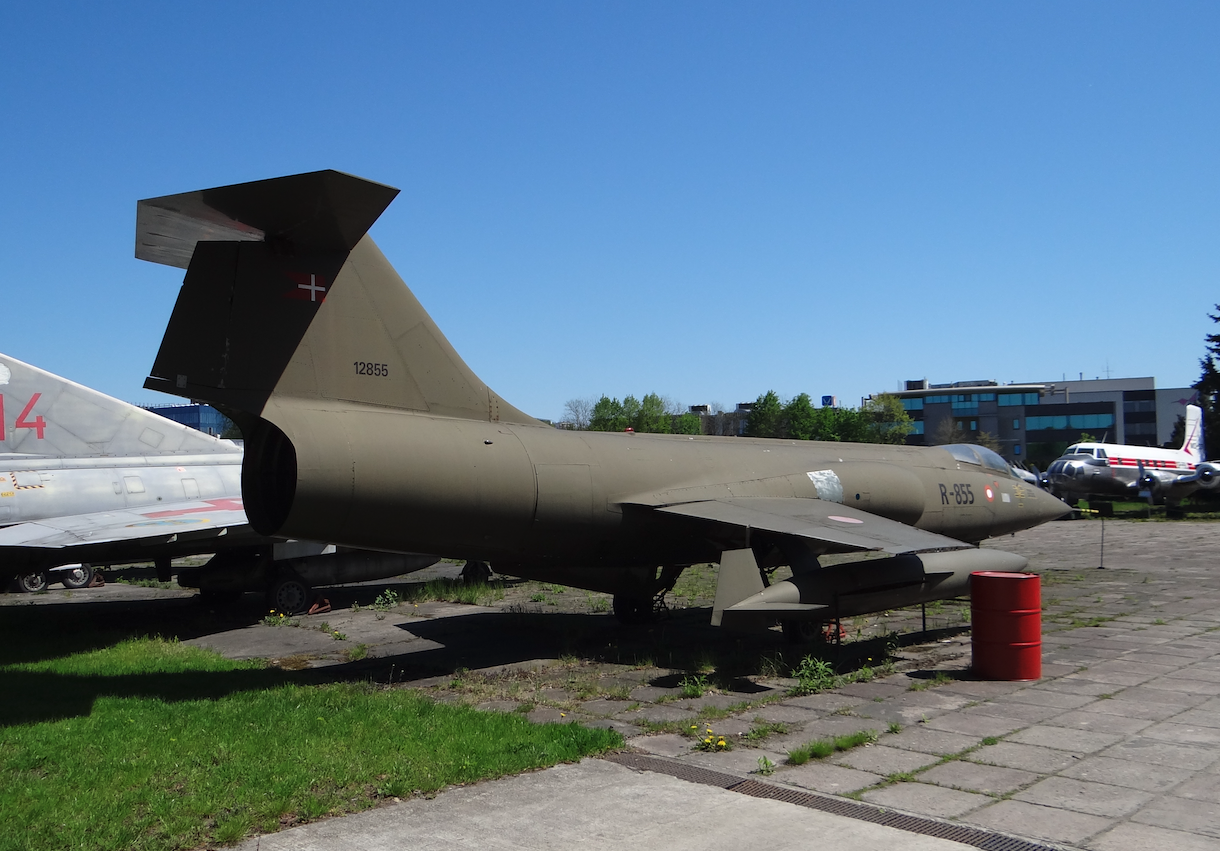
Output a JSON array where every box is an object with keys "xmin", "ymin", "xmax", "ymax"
[
  {"xmin": 0, "ymin": 353, "xmax": 435, "ymax": 609},
  {"xmin": 136, "ymin": 170, "xmax": 1070, "ymax": 639}
]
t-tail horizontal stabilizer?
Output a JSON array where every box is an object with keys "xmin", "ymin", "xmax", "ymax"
[
  {"xmin": 713, "ymin": 548, "xmax": 1029, "ymax": 628},
  {"xmin": 139, "ymin": 170, "xmax": 539, "ymax": 427}
]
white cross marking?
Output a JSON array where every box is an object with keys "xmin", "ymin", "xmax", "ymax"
[{"xmin": 298, "ymin": 274, "xmax": 326, "ymax": 302}]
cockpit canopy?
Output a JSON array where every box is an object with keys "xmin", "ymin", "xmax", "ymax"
[
  {"xmin": 943, "ymin": 444, "xmax": 1012, "ymax": 475},
  {"xmin": 1064, "ymin": 444, "xmax": 1107, "ymax": 459}
]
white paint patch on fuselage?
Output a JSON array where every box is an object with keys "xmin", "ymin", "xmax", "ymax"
[
  {"xmin": 807, "ymin": 470, "xmax": 843, "ymax": 503},
  {"xmin": 0, "ymin": 363, "xmax": 10, "ymax": 385}
]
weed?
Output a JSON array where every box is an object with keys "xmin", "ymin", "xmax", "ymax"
[
  {"xmin": 372, "ymin": 589, "xmax": 401, "ymax": 611},
  {"xmin": 689, "ymin": 723, "xmax": 731, "ymax": 752},
  {"xmin": 744, "ymin": 720, "xmax": 790, "ymax": 743},
  {"xmin": 791, "ymin": 656, "xmax": 837, "ymax": 694},
  {"xmin": 679, "ymin": 672, "xmax": 711, "ymax": 698},
  {"xmin": 345, "ymin": 643, "xmax": 369, "ymax": 662},
  {"xmin": 786, "ymin": 729, "xmax": 877, "ymax": 765},
  {"xmin": 908, "ymin": 670, "xmax": 953, "ymax": 691},
  {"xmin": 980, "ymin": 736, "xmax": 999, "ymax": 746},
  {"xmin": 887, "ymin": 722, "xmax": 902, "ymax": 735},
  {"xmin": 317, "ymin": 621, "xmax": 331, "ymax": 633},
  {"xmin": 1098, "ymin": 693, "xmax": 1113, "ymax": 700},
  {"xmin": 756, "ymin": 756, "xmax": 777, "ymax": 776},
  {"xmin": 1154, "ymin": 618, "xmax": 1167, "ymax": 625},
  {"xmin": 331, "ymin": 630, "xmax": 348, "ymax": 641},
  {"xmin": 529, "ymin": 592, "xmax": 549, "ymax": 603}
]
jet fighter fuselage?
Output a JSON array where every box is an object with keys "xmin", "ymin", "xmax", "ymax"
[{"xmin": 137, "ymin": 170, "xmax": 1069, "ymax": 629}]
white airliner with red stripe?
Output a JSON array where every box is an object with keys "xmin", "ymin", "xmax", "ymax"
[{"xmin": 1042, "ymin": 405, "xmax": 1217, "ymax": 503}]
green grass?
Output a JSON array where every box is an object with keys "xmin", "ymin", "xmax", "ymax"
[
  {"xmin": 0, "ymin": 637, "xmax": 620, "ymax": 851},
  {"xmin": 786, "ymin": 729, "xmax": 878, "ymax": 765},
  {"xmin": 400, "ymin": 578, "xmax": 506, "ymax": 607}
]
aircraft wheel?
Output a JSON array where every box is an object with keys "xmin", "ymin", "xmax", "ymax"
[
  {"xmin": 460, "ymin": 560, "xmax": 492, "ymax": 583},
  {"xmin": 267, "ymin": 575, "xmax": 312, "ymax": 615},
  {"xmin": 18, "ymin": 572, "xmax": 49, "ymax": 593},
  {"xmin": 60, "ymin": 565, "xmax": 95, "ymax": 589},
  {"xmin": 782, "ymin": 619, "xmax": 818, "ymax": 644},
  {"xmin": 612, "ymin": 594, "xmax": 653, "ymax": 625}
]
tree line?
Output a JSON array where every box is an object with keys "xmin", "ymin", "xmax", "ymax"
[
  {"xmin": 563, "ymin": 390, "xmax": 914, "ymax": 444},
  {"xmin": 743, "ymin": 391, "xmax": 913, "ymax": 444}
]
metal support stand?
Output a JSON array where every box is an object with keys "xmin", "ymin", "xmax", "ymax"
[
  {"xmin": 1098, "ymin": 515, "xmax": 1106, "ymax": 569},
  {"xmin": 922, "ymin": 601, "xmax": 927, "ymax": 633}
]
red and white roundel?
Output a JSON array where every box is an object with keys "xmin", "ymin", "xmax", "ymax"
[{"xmin": 985, "ymin": 485, "xmax": 995, "ymax": 502}]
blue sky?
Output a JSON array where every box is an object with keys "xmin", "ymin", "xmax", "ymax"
[{"xmin": 3, "ymin": 3, "xmax": 1218, "ymax": 420}]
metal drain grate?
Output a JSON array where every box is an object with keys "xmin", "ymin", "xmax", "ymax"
[{"xmin": 605, "ymin": 753, "xmax": 1070, "ymax": 851}]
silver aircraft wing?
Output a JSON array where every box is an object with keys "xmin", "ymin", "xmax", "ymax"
[
  {"xmin": 652, "ymin": 497, "xmax": 972, "ymax": 555},
  {"xmin": 0, "ymin": 497, "xmax": 250, "ymax": 549}
]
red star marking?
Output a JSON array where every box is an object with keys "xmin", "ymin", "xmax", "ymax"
[{"xmin": 142, "ymin": 497, "xmax": 244, "ymax": 519}]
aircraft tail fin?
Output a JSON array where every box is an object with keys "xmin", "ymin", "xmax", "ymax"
[
  {"xmin": 140, "ymin": 170, "xmax": 540, "ymax": 426},
  {"xmin": 0, "ymin": 353, "xmax": 237, "ymax": 459},
  {"xmin": 1183, "ymin": 404, "xmax": 1205, "ymax": 460}
]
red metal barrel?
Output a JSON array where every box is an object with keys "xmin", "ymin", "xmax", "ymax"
[{"xmin": 971, "ymin": 571, "xmax": 1041, "ymax": 681}]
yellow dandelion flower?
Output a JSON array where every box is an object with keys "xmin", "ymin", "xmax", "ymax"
[{"xmin": 704, "ymin": 737, "xmax": 713, "ymax": 744}]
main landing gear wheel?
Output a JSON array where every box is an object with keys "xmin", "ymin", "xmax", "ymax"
[
  {"xmin": 781, "ymin": 620, "xmax": 819, "ymax": 645},
  {"xmin": 460, "ymin": 560, "xmax": 492, "ymax": 583},
  {"xmin": 266, "ymin": 575, "xmax": 312, "ymax": 615},
  {"xmin": 612, "ymin": 594, "xmax": 654, "ymax": 625},
  {"xmin": 60, "ymin": 565, "xmax": 95, "ymax": 589},
  {"xmin": 18, "ymin": 572, "xmax": 50, "ymax": 593}
]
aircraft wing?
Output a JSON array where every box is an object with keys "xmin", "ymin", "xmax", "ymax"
[
  {"xmin": 652, "ymin": 498, "xmax": 971, "ymax": 555},
  {"xmin": 0, "ymin": 498, "xmax": 250, "ymax": 550}
]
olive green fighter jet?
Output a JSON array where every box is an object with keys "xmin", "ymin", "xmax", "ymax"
[{"xmin": 137, "ymin": 170, "xmax": 1069, "ymax": 638}]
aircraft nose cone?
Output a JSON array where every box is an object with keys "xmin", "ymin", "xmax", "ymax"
[{"xmin": 1026, "ymin": 480, "xmax": 1072, "ymax": 522}]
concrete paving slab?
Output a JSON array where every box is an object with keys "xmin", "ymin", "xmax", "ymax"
[
  {"xmin": 1166, "ymin": 707, "xmax": 1220, "ymax": 730},
  {"xmin": 921, "ymin": 711, "xmax": 1027, "ymax": 739},
  {"xmin": 1171, "ymin": 772, "xmax": 1220, "ymax": 803},
  {"xmin": 1014, "ymin": 776, "xmax": 1154, "ymax": 817},
  {"xmin": 1043, "ymin": 708, "xmax": 1154, "ymax": 736},
  {"xmin": 1060, "ymin": 755, "xmax": 1193, "ymax": 793},
  {"xmin": 964, "ymin": 799, "xmax": 1112, "ymax": 846},
  {"xmin": 966, "ymin": 700, "xmax": 1064, "ymax": 724},
  {"xmin": 1129, "ymin": 794, "xmax": 1220, "ymax": 839},
  {"xmin": 918, "ymin": 761, "xmax": 1037, "ymax": 796},
  {"xmin": 1110, "ymin": 685, "xmax": 1208, "ymax": 709},
  {"xmin": 830, "ymin": 744, "xmax": 940, "ymax": 776},
  {"xmin": 746, "ymin": 704, "xmax": 822, "ymax": 725},
  {"xmin": 1138, "ymin": 719, "xmax": 1220, "ymax": 745},
  {"xmin": 1004, "ymin": 688, "xmax": 1098, "ymax": 710},
  {"xmin": 1101, "ymin": 736, "xmax": 1220, "ymax": 770},
  {"xmin": 884, "ymin": 726, "xmax": 980, "ymax": 756},
  {"xmin": 780, "ymin": 762, "xmax": 882, "ymax": 795},
  {"xmin": 1007, "ymin": 725, "xmax": 1123, "ymax": 754},
  {"xmin": 968, "ymin": 742, "xmax": 1082, "ymax": 774},
  {"xmin": 861, "ymin": 782, "xmax": 992, "ymax": 818},
  {"xmin": 1088, "ymin": 821, "xmax": 1220, "ymax": 851},
  {"xmin": 1077, "ymin": 697, "xmax": 1186, "ymax": 721},
  {"xmin": 234, "ymin": 759, "xmax": 976, "ymax": 851},
  {"xmin": 1141, "ymin": 676, "xmax": 1220, "ymax": 695},
  {"xmin": 670, "ymin": 692, "xmax": 750, "ymax": 711},
  {"xmin": 626, "ymin": 733, "xmax": 691, "ymax": 757},
  {"xmin": 781, "ymin": 693, "xmax": 866, "ymax": 712},
  {"xmin": 613, "ymin": 704, "xmax": 697, "ymax": 725}
]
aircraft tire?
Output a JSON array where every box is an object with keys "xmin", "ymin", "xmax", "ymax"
[
  {"xmin": 267, "ymin": 575, "xmax": 312, "ymax": 615},
  {"xmin": 60, "ymin": 565, "xmax": 95, "ymax": 590},
  {"xmin": 782, "ymin": 620, "xmax": 818, "ymax": 644},
  {"xmin": 612, "ymin": 594, "xmax": 653, "ymax": 625},
  {"xmin": 18, "ymin": 572, "xmax": 49, "ymax": 593}
]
